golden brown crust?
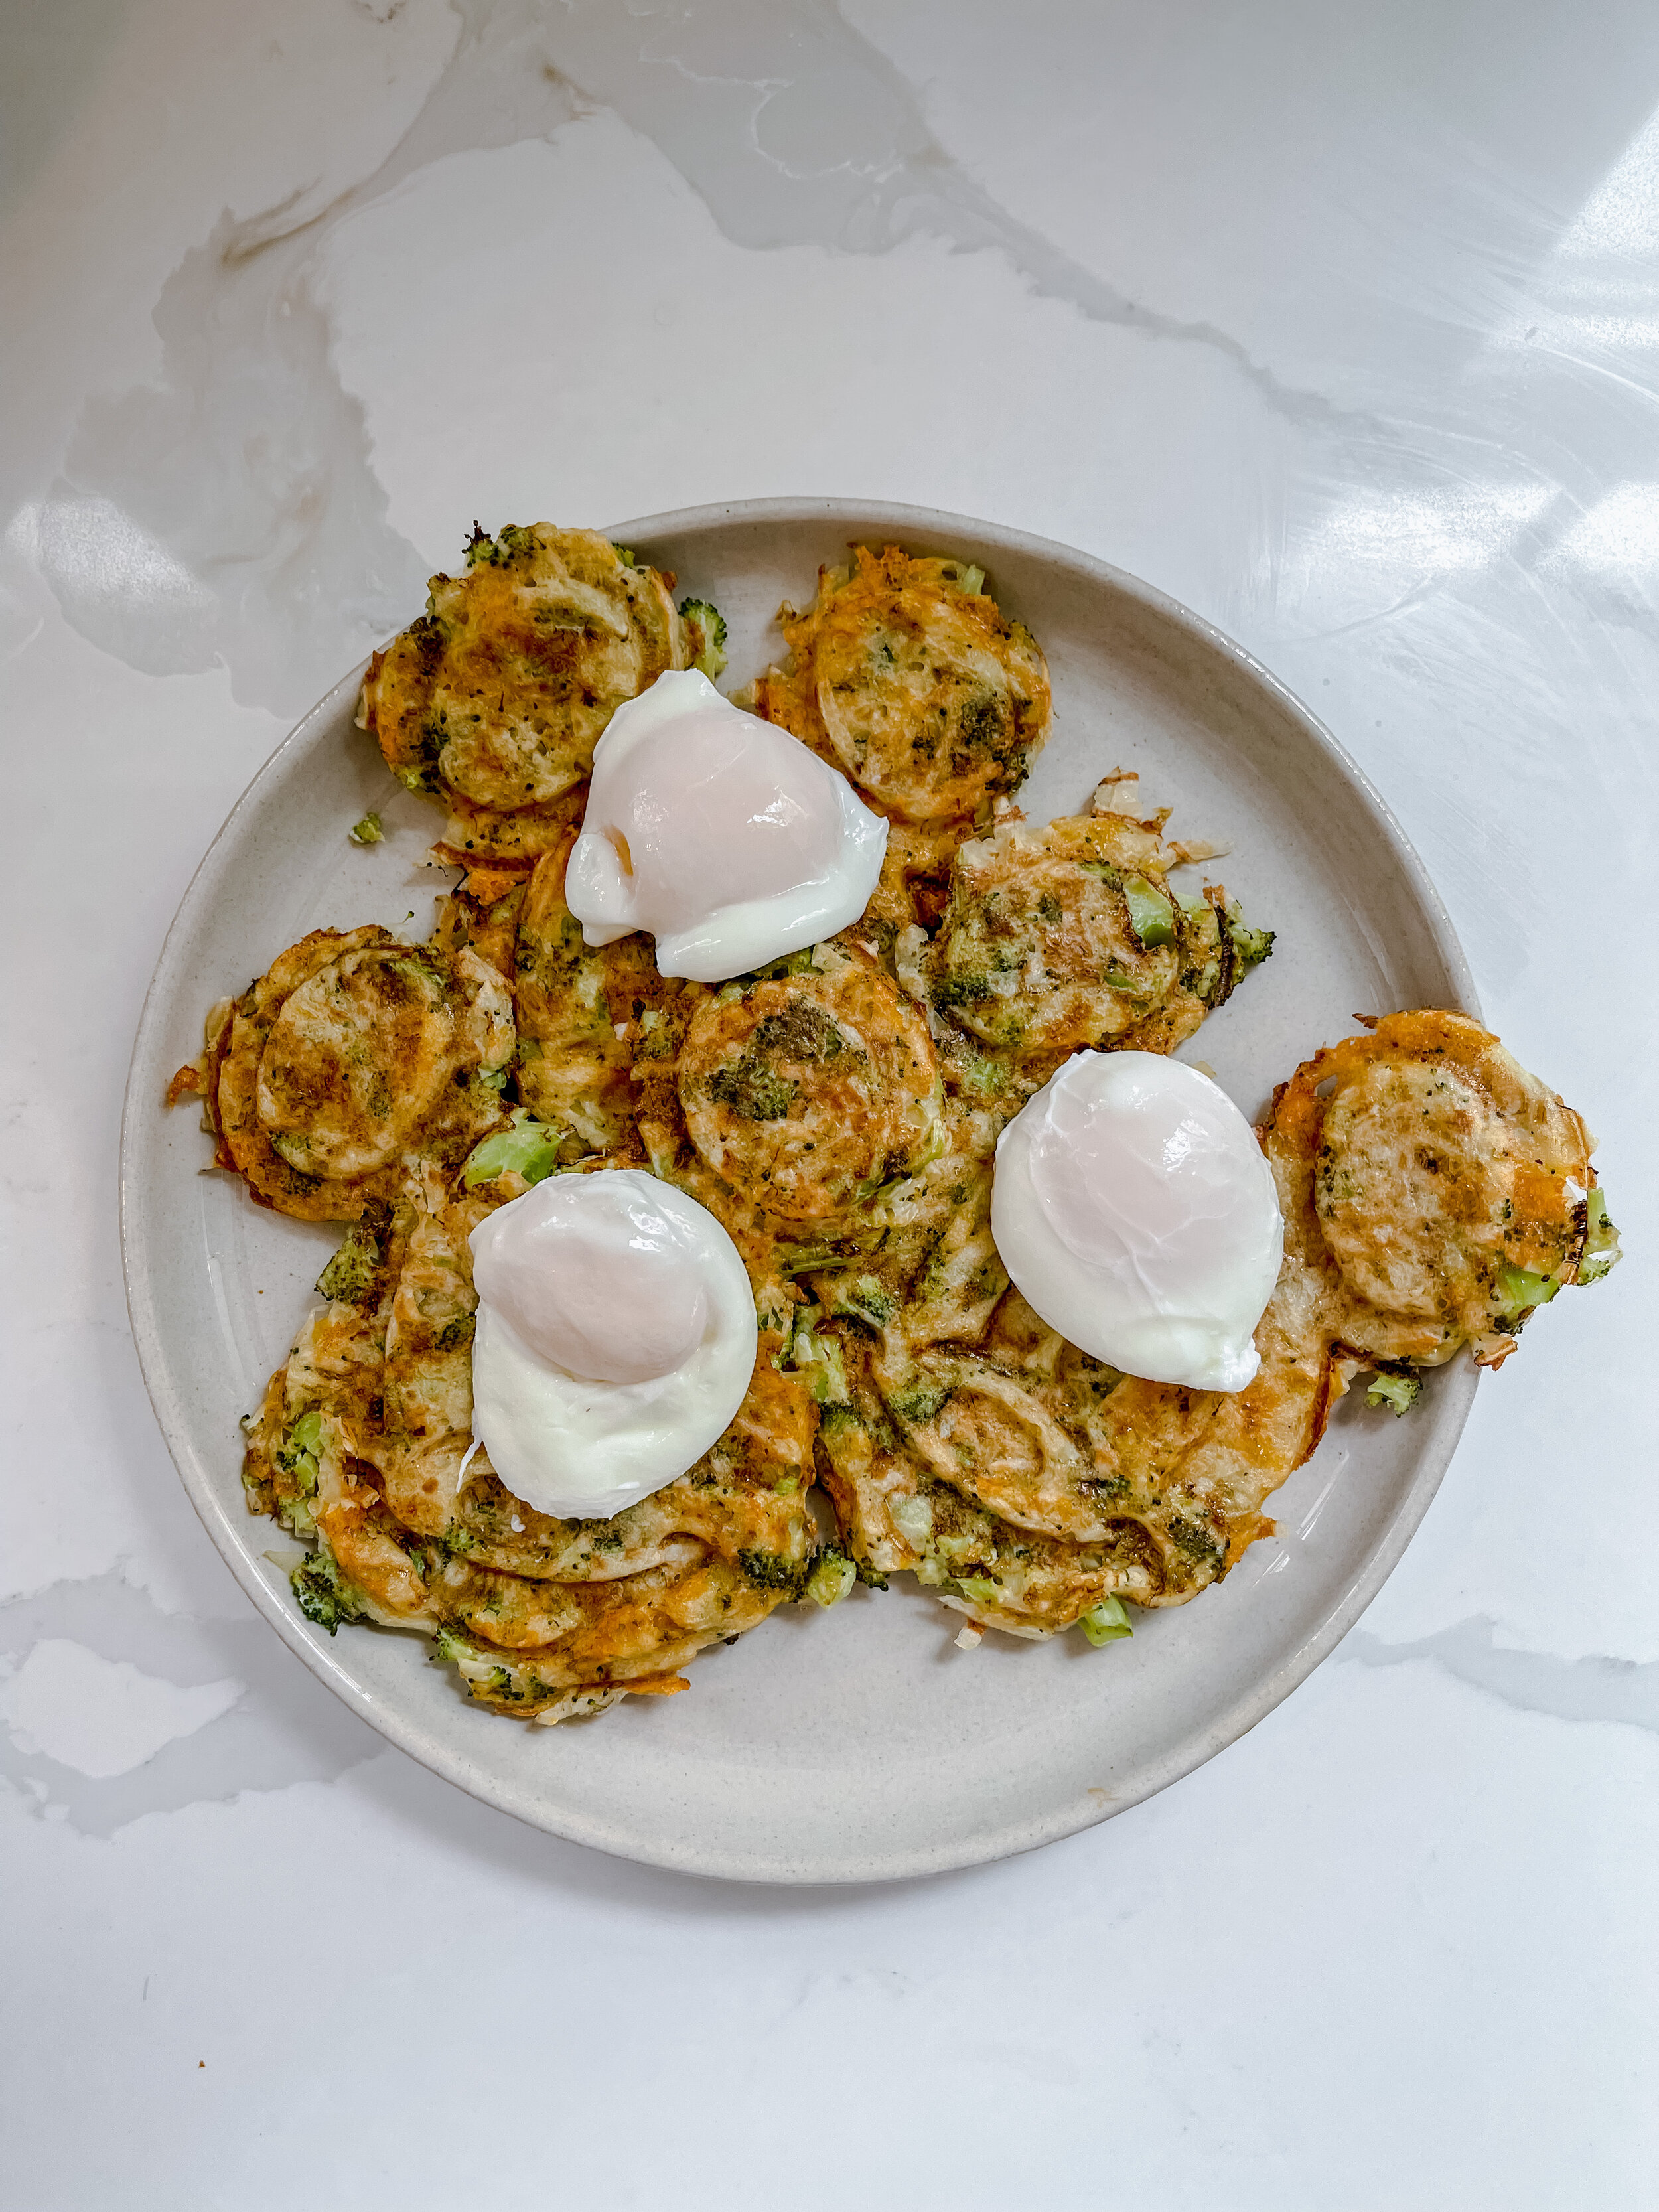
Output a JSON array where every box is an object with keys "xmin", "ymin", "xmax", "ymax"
[
  {"xmin": 1263, "ymin": 1010, "xmax": 1595, "ymax": 1369},
  {"xmin": 748, "ymin": 546, "xmax": 1051, "ymax": 824},
  {"xmin": 510, "ymin": 835, "xmax": 656, "ymax": 1155},
  {"xmin": 215, "ymin": 930, "xmax": 514, "ymax": 1222},
  {"xmin": 293, "ymin": 1177, "xmax": 820, "ymax": 1711},
  {"xmin": 361, "ymin": 526, "xmax": 688, "ymax": 812},
  {"xmin": 676, "ymin": 944, "xmax": 942, "ymax": 1224}
]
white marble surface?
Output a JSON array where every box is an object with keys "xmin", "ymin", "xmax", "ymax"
[{"xmin": 3, "ymin": 1, "xmax": 1655, "ymax": 2201}]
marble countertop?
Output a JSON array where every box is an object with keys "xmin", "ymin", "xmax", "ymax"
[{"xmin": 3, "ymin": 2, "xmax": 1654, "ymax": 2203}]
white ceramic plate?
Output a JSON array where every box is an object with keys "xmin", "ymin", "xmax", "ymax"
[{"xmin": 121, "ymin": 500, "xmax": 1479, "ymax": 1883}]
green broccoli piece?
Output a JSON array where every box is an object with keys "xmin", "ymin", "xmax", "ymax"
[
  {"xmin": 348, "ymin": 812, "xmax": 384, "ymax": 847},
  {"xmin": 316, "ymin": 1218, "xmax": 381, "ymax": 1304},
  {"xmin": 1581, "ymin": 1187, "xmax": 1622, "ymax": 1284},
  {"xmin": 954, "ymin": 1575, "xmax": 1003, "ymax": 1609},
  {"xmin": 828, "ymin": 1275, "xmax": 897, "ymax": 1329},
  {"xmin": 612, "ymin": 543, "xmax": 638, "ymax": 567},
  {"xmin": 679, "ymin": 597, "xmax": 728, "ymax": 680},
  {"xmin": 275, "ymin": 1409, "xmax": 324, "ymax": 1495},
  {"xmin": 889, "ymin": 1381, "xmax": 951, "ymax": 1427},
  {"xmin": 1122, "ymin": 875, "xmax": 1176, "ymax": 950},
  {"xmin": 806, "ymin": 1548, "xmax": 857, "ymax": 1607},
  {"xmin": 463, "ymin": 1111, "xmax": 562, "ymax": 1189},
  {"xmin": 1366, "ymin": 1370, "xmax": 1423, "ymax": 1416},
  {"xmin": 291, "ymin": 1544, "xmax": 368, "ymax": 1636},
  {"xmin": 1498, "ymin": 1262, "xmax": 1562, "ymax": 1315},
  {"xmin": 737, "ymin": 1548, "xmax": 810, "ymax": 1598},
  {"xmin": 788, "ymin": 1309, "xmax": 851, "ymax": 1405},
  {"xmin": 467, "ymin": 523, "xmax": 534, "ymax": 568},
  {"xmin": 1222, "ymin": 901, "xmax": 1275, "ymax": 976},
  {"xmin": 1079, "ymin": 1597, "xmax": 1133, "ymax": 1646}
]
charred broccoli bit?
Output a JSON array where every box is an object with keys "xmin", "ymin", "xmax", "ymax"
[
  {"xmin": 1581, "ymin": 1187, "xmax": 1622, "ymax": 1284},
  {"xmin": 953, "ymin": 688, "xmax": 1007, "ymax": 767},
  {"xmin": 1366, "ymin": 1370, "xmax": 1423, "ymax": 1416},
  {"xmin": 1166, "ymin": 1516, "xmax": 1224, "ymax": 1573},
  {"xmin": 679, "ymin": 597, "xmax": 729, "ymax": 681},
  {"xmin": 707, "ymin": 1059, "xmax": 794, "ymax": 1123},
  {"xmin": 465, "ymin": 522, "xmax": 536, "ymax": 569},
  {"xmin": 854, "ymin": 1559, "xmax": 891, "ymax": 1591},
  {"xmin": 348, "ymin": 812, "xmax": 384, "ymax": 846},
  {"xmin": 463, "ymin": 1111, "xmax": 563, "ymax": 1189},
  {"xmin": 707, "ymin": 1000, "xmax": 857, "ymax": 1123},
  {"xmin": 889, "ymin": 1381, "xmax": 952, "ymax": 1426},
  {"xmin": 292, "ymin": 1544, "xmax": 370, "ymax": 1635},
  {"xmin": 931, "ymin": 973, "xmax": 992, "ymax": 1014},
  {"xmin": 737, "ymin": 1548, "xmax": 811, "ymax": 1599},
  {"xmin": 1079, "ymin": 1597, "xmax": 1133, "ymax": 1646},
  {"xmin": 316, "ymin": 1217, "xmax": 382, "ymax": 1303}
]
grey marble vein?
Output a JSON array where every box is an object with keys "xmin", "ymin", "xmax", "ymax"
[
  {"xmin": 1344, "ymin": 1615, "xmax": 1659, "ymax": 1735},
  {"xmin": 30, "ymin": 0, "xmax": 1362, "ymax": 713},
  {"xmin": 0, "ymin": 1572, "xmax": 382, "ymax": 1836}
]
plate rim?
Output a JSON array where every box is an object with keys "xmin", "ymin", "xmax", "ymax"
[{"xmin": 120, "ymin": 496, "xmax": 1481, "ymax": 1884}]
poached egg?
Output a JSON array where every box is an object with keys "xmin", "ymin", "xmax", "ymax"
[
  {"xmin": 991, "ymin": 1052, "xmax": 1283, "ymax": 1392},
  {"xmin": 564, "ymin": 669, "xmax": 888, "ymax": 982},
  {"xmin": 467, "ymin": 1170, "xmax": 756, "ymax": 1520}
]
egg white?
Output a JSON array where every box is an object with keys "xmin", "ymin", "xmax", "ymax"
[
  {"xmin": 991, "ymin": 1051, "xmax": 1283, "ymax": 1392},
  {"xmin": 467, "ymin": 1171, "xmax": 757, "ymax": 1520},
  {"xmin": 565, "ymin": 669, "xmax": 888, "ymax": 982}
]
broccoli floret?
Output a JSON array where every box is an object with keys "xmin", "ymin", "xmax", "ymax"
[
  {"xmin": 348, "ymin": 812, "xmax": 384, "ymax": 846},
  {"xmin": 316, "ymin": 1218, "xmax": 381, "ymax": 1304},
  {"xmin": 1366, "ymin": 1370, "xmax": 1423, "ymax": 1416},
  {"xmin": 1223, "ymin": 901, "xmax": 1274, "ymax": 976},
  {"xmin": 932, "ymin": 973, "xmax": 992, "ymax": 1013},
  {"xmin": 291, "ymin": 1544, "xmax": 369, "ymax": 1636},
  {"xmin": 853, "ymin": 1558, "xmax": 889, "ymax": 1591},
  {"xmin": 889, "ymin": 1382, "xmax": 951, "ymax": 1427},
  {"xmin": 1165, "ymin": 1514, "xmax": 1224, "ymax": 1570},
  {"xmin": 467, "ymin": 522, "xmax": 533, "ymax": 568},
  {"xmin": 679, "ymin": 597, "xmax": 728, "ymax": 680},
  {"xmin": 737, "ymin": 1548, "xmax": 810, "ymax": 1598},
  {"xmin": 806, "ymin": 1546, "xmax": 857, "ymax": 1607},
  {"xmin": 787, "ymin": 1311, "xmax": 850, "ymax": 1405},
  {"xmin": 1078, "ymin": 1597, "xmax": 1133, "ymax": 1646}
]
